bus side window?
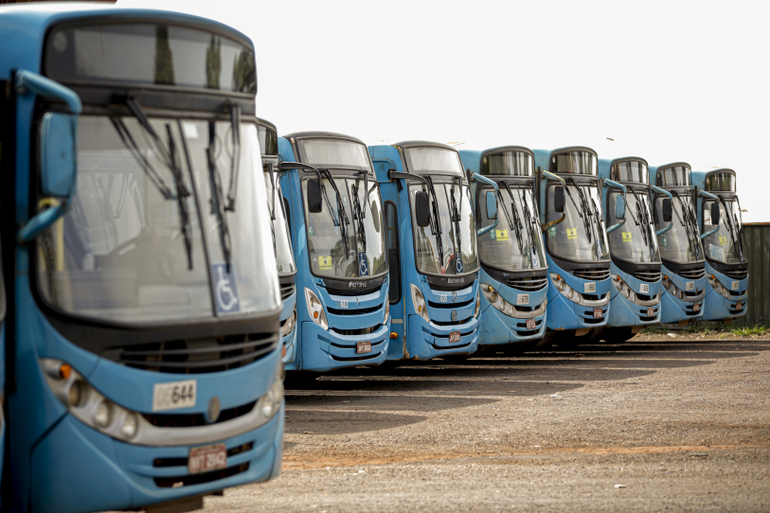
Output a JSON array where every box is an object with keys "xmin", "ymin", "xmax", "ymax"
[{"xmin": 385, "ymin": 201, "xmax": 401, "ymax": 304}]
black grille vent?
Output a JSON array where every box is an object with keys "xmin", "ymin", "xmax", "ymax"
[
  {"xmin": 678, "ymin": 268, "xmax": 706, "ymax": 280},
  {"xmin": 281, "ymin": 283, "xmax": 296, "ymax": 300},
  {"xmin": 505, "ymin": 276, "xmax": 548, "ymax": 291},
  {"xmin": 113, "ymin": 332, "xmax": 279, "ymax": 374},
  {"xmin": 724, "ymin": 269, "xmax": 748, "ymax": 280},
  {"xmin": 634, "ymin": 270, "xmax": 662, "ymax": 283},
  {"xmin": 571, "ymin": 268, "xmax": 610, "ymax": 281}
]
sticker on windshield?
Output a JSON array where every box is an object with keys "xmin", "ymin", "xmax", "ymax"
[
  {"xmin": 308, "ymin": 226, "xmax": 315, "ymax": 236},
  {"xmin": 622, "ymin": 231, "xmax": 633, "ymax": 243},
  {"xmin": 548, "ymin": 227, "xmax": 556, "ymax": 237},
  {"xmin": 358, "ymin": 252, "xmax": 369, "ymax": 276},
  {"xmin": 455, "ymin": 251, "xmax": 463, "ymax": 273},
  {"xmin": 182, "ymin": 122, "xmax": 199, "ymax": 139},
  {"xmin": 709, "ymin": 244, "xmax": 725, "ymax": 261},
  {"xmin": 319, "ymin": 255, "xmax": 332, "ymax": 270},
  {"xmin": 566, "ymin": 228, "xmax": 578, "ymax": 240},
  {"xmin": 531, "ymin": 246, "xmax": 540, "ymax": 268},
  {"xmin": 719, "ymin": 235, "xmax": 727, "ymax": 245},
  {"xmin": 212, "ymin": 263, "xmax": 240, "ymax": 314},
  {"xmin": 662, "ymin": 236, "xmax": 668, "ymax": 247},
  {"xmin": 495, "ymin": 229, "xmax": 509, "ymax": 241}
]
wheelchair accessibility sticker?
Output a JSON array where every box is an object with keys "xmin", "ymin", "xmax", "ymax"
[
  {"xmin": 455, "ymin": 251, "xmax": 464, "ymax": 273},
  {"xmin": 358, "ymin": 252, "xmax": 369, "ymax": 276},
  {"xmin": 212, "ymin": 263, "xmax": 240, "ymax": 314}
]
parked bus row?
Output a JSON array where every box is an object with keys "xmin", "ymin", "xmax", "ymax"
[{"xmin": 0, "ymin": 3, "xmax": 750, "ymax": 513}]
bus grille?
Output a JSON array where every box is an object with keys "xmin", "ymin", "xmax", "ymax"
[
  {"xmin": 633, "ymin": 270, "xmax": 662, "ymax": 283},
  {"xmin": 677, "ymin": 268, "xmax": 706, "ymax": 280},
  {"xmin": 114, "ymin": 332, "xmax": 279, "ymax": 374},
  {"xmin": 143, "ymin": 401, "xmax": 256, "ymax": 428},
  {"xmin": 504, "ymin": 276, "xmax": 548, "ymax": 291},
  {"xmin": 724, "ymin": 269, "xmax": 748, "ymax": 280},
  {"xmin": 280, "ymin": 283, "xmax": 296, "ymax": 300},
  {"xmin": 571, "ymin": 268, "xmax": 610, "ymax": 281}
]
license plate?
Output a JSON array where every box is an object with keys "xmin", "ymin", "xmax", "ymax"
[
  {"xmin": 736, "ymin": 302, "xmax": 743, "ymax": 311},
  {"xmin": 448, "ymin": 331, "xmax": 461, "ymax": 343},
  {"xmin": 526, "ymin": 319, "xmax": 536, "ymax": 330},
  {"xmin": 647, "ymin": 308, "xmax": 655, "ymax": 317},
  {"xmin": 584, "ymin": 282, "xmax": 596, "ymax": 293},
  {"xmin": 693, "ymin": 302, "xmax": 700, "ymax": 312},
  {"xmin": 189, "ymin": 443, "xmax": 227, "ymax": 474},
  {"xmin": 356, "ymin": 341, "xmax": 372, "ymax": 354},
  {"xmin": 152, "ymin": 379, "xmax": 196, "ymax": 412},
  {"xmin": 593, "ymin": 308, "xmax": 602, "ymax": 319}
]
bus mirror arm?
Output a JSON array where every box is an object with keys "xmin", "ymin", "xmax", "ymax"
[
  {"xmin": 603, "ymin": 179, "xmax": 627, "ymax": 234},
  {"xmin": 16, "ymin": 70, "xmax": 82, "ymax": 243},
  {"xmin": 540, "ymin": 171, "xmax": 566, "ymax": 232},
  {"xmin": 471, "ymin": 173, "xmax": 499, "ymax": 236},
  {"xmin": 698, "ymin": 190, "xmax": 720, "ymax": 239},
  {"xmin": 651, "ymin": 185, "xmax": 674, "ymax": 236}
]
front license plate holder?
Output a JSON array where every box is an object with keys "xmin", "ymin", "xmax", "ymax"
[
  {"xmin": 356, "ymin": 341, "xmax": 372, "ymax": 354},
  {"xmin": 736, "ymin": 302, "xmax": 742, "ymax": 311},
  {"xmin": 693, "ymin": 302, "xmax": 700, "ymax": 312},
  {"xmin": 448, "ymin": 331, "xmax": 461, "ymax": 343},
  {"xmin": 647, "ymin": 307, "xmax": 655, "ymax": 318},
  {"xmin": 525, "ymin": 319, "xmax": 536, "ymax": 330},
  {"xmin": 593, "ymin": 308, "xmax": 602, "ymax": 319},
  {"xmin": 188, "ymin": 443, "xmax": 227, "ymax": 474}
]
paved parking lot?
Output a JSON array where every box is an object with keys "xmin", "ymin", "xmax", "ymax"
[{"xmin": 206, "ymin": 336, "xmax": 770, "ymax": 512}]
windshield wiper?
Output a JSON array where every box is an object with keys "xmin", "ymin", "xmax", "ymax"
[
  {"xmin": 165, "ymin": 124, "xmax": 194, "ymax": 270},
  {"xmin": 225, "ymin": 104, "xmax": 241, "ymax": 212},
  {"xmin": 320, "ymin": 169, "xmax": 351, "ymax": 259},
  {"xmin": 424, "ymin": 176, "xmax": 445, "ymax": 271},
  {"xmin": 206, "ymin": 122, "xmax": 233, "ymax": 272},
  {"xmin": 110, "ymin": 118, "xmax": 174, "ymax": 200},
  {"xmin": 720, "ymin": 198, "xmax": 745, "ymax": 261},
  {"xmin": 448, "ymin": 182, "xmax": 463, "ymax": 270},
  {"xmin": 566, "ymin": 178, "xmax": 593, "ymax": 244},
  {"xmin": 671, "ymin": 191, "xmax": 699, "ymax": 259},
  {"xmin": 351, "ymin": 180, "xmax": 367, "ymax": 254},
  {"xmin": 500, "ymin": 181, "xmax": 524, "ymax": 253},
  {"xmin": 519, "ymin": 187, "xmax": 540, "ymax": 268}
]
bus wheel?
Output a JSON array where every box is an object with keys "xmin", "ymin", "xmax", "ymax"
[{"xmin": 601, "ymin": 327, "xmax": 635, "ymax": 343}]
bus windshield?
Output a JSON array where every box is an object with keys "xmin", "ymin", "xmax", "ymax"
[
  {"xmin": 545, "ymin": 183, "xmax": 609, "ymax": 261},
  {"xmin": 264, "ymin": 168, "xmax": 295, "ymax": 275},
  {"xmin": 36, "ymin": 115, "xmax": 279, "ymax": 324},
  {"xmin": 608, "ymin": 190, "xmax": 660, "ymax": 263},
  {"xmin": 409, "ymin": 181, "xmax": 479, "ymax": 275},
  {"xmin": 702, "ymin": 197, "xmax": 744, "ymax": 264},
  {"xmin": 654, "ymin": 193, "xmax": 703, "ymax": 263},
  {"xmin": 303, "ymin": 175, "xmax": 387, "ymax": 279},
  {"xmin": 478, "ymin": 185, "xmax": 545, "ymax": 271}
]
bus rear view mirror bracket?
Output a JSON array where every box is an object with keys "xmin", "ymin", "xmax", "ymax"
[
  {"xmin": 540, "ymin": 170, "xmax": 566, "ymax": 232},
  {"xmin": 471, "ymin": 173, "xmax": 498, "ymax": 236},
  {"xmin": 15, "ymin": 70, "xmax": 82, "ymax": 242},
  {"xmin": 652, "ymin": 185, "xmax": 674, "ymax": 236},
  {"xmin": 603, "ymin": 178, "xmax": 626, "ymax": 234},
  {"xmin": 415, "ymin": 191, "xmax": 431, "ymax": 227},
  {"xmin": 698, "ymin": 189, "xmax": 721, "ymax": 239}
]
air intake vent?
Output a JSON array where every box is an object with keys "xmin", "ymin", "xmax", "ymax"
[
  {"xmin": 678, "ymin": 267, "xmax": 706, "ymax": 280},
  {"xmin": 571, "ymin": 268, "xmax": 610, "ymax": 281},
  {"xmin": 633, "ymin": 270, "xmax": 662, "ymax": 283},
  {"xmin": 112, "ymin": 332, "xmax": 279, "ymax": 374},
  {"xmin": 280, "ymin": 283, "xmax": 296, "ymax": 300},
  {"xmin": 505, "ymin": 276, "xmax": 548, "ymax": 291},
  {"xmin": 724, "ymin": 269, "xmax": 748, "ymax": 280}
]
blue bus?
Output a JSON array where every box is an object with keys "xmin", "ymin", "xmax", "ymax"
[
  {"xmin": 533, "ymin": 147, "xmax": 617, "ymax": 346},
  {"xmin": 0, "ymin": 6, "xmax": 284, "ymax": 513},
  {"xmin": 692, "ymin": 169, "xmax": 748, "ymax": 321},
  {"xmin": 459, "ymin": 147, "xmax": 549, "ymax": 352},
  {"xmin": 596, "ymin": 157, "xmax": 671, "ymax": 342},
  {"xmin": 369, "ymin": 141, "xmax": 486, "ymax": 361},
  {"xmin": 278, "ymin": 132, "xmax": 391, "ymax": 371},
  {"xmin": 649, "ymin": 163, "xmax": 707, "ymax": 324},
  {"xmin": 258, "ymin": 119, "xmax": 298, "ymax": 365}
]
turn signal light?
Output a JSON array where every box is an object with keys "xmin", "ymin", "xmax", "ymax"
[
  {"xmin": 59, "ymin": 364, "xmax": 72, "ymax": 379},
  {"xmin": 390, "ymin": 332, "xmax": 398, "ymax": 339}
]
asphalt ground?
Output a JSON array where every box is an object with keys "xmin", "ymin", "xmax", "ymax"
[{"xmin": 204, "ymin": 335, "xmax": 770, "ymax": 512}]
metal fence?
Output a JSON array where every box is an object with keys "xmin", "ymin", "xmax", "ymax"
[{"xmin": 735, "ymin": 223, "xmax": 770, "ymax": 327}]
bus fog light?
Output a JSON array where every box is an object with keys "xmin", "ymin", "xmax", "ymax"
[
  {"xmin": 122, "ymin": 413, "xmax": 139, "ymax": 439},
  {"xmin": 95, "ymin": 400, "xmax": 113, "ymax": 428}
]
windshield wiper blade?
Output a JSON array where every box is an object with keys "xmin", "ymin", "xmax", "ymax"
[
  {"xmin": 566, "ymin": 178, "xmax": 593, "ymax": 243},
  {"xmin": 165, "ymin": 124, "xmax": 194, "ymax": 270},
  {"xmin": 351, "ymin": 182, "xmax": 367, "ymax": 254},
  {"xmin": 320, "ymin": 169, "xmax": 351, "ymax": 259},
  {"xmin": 110, "ymin": 118, "xmax": 174, "ymax": 200},
  {"xmin": 500, "ymin": 181, "xmax": 524, "ymax": 253},
  {"xmin": 207, "ymin": 122, "xmax": 233, "ymax": 273},
  {"xmin": 519, "ymin": 188, "xmax": 539, "ymax": 268},
  {"xmin": 225, "ymin": 103, "xmax": 241, "ymax": 212},
  {"xmin": 425, "ymin": 176, "xmax": 445, "ymax": 271},
  {"xmin": 671, "ymin": 191, "xmax": 699, "ymax": 259}
]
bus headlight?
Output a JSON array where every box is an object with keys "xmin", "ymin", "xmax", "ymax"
[
  {"xmin": 707, "ymin": 274, "xmax": 733, "ymax": 299},
  {"xmin": 550, "ymin": 273, "xmax": 577, "ymax": 302},
  {"xmin": 95, "ymin": 400, "xmax": 113, "ymax": 428},
  {"xmin": 662, "ymin": 275, "xmax": 685, "ymax": 300},
  {"xmin": 384, "ymin": 301, "xmax": 390, "ymax": 323},
  {"xmin": 281, "ymin": 309, "xmax": 297, "ymax": 337},
  {"xmin": 482, "ymin": 284, "xmax": 517, "ymax": 317},
  {"xmin": 259, "ymin": 377, "xmax": 285, "ymax": 418},
  {"xmin": 122, "ymin": 413, "xmax": 139, "ymax": 439},
  {"xmin": 305, "ymin": 288, "xmax": 329, "ymax": 330},
  {"xmin": 410, "ymin": 284, "xmax": 430, "ymax": 322},
  {"xmin": 474, "ymin": 289, "xmax": 481, "ymax": 318}
]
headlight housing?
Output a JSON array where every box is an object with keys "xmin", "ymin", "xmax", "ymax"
[
  {"xmin": 662, "ymin": 275, "xmax": 685, "ymax": 300},
  {"xmin": 481, "ymin": 284, "xmax": 517, "ymax": 317},
  {"xmin": 550, "ymin": 273, "xmax": 608, "ymax": 306},
  {"xmin": 410, "ymin": 283, "xmax": 430, "ymax": 322},
  {"xmin": 474, "ymin": 289, "xmax": 481, "ymax": 318},
  {"xmin": 707, "ymin": 274, "xmax": 733, "ymax": 299},
  {"xmin": 281, "ymin": 308, "xmax": 297, "ymax": 337},
  {"xmin": 305, "ymin": 287, "xmax": 329, "ymax": 330}
]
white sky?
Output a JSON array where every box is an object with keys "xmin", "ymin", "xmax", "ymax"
[{"xmin": 118, "ymin": 0, "xmax": 770, "ymax": 222}]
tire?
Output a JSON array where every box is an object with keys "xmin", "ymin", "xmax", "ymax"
[{"xmin": 600, "ymin": 327, "xmax": 635, "ymax": 343}]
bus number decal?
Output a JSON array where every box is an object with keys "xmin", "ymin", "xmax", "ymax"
[
  {"xmin": 517, "ymin": 294, "xmax": 529, "ymax": 305},
  {"xmin": 685, "ymin": 281, "xmax": 695, "ymax": 291},
  {"xmin": 584, "ymin": 282, "xmax": 596, "ymax": 293},
  {"xmin": 153, "ymin": 379, "xmax": 197, "ymax": 411},
  {"xmin": 340, "ymin": 300, "xmax": 349, "ymax": 309},
  {"xmin": 639, "ymin": 283, "xmax": 649, "ymax": 294},
  {"xmin": 731, "ymin": 281, "xmax": 739, "ymax": 290},
  {"xmin": 440, "ymin": 294, "xmax": 448, "ymax": 303}
]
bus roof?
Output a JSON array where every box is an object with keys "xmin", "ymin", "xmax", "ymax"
[
  {"xmin": 0, "ymin": 4, "xmax": 253, "ymax": 80},
  {"xmin": 459, "ymin": 146, "xmax": 535, "ymax": 177},
  {"xmin": 598, "ymin": 157, "xmax": 650, "ymax": 184}
]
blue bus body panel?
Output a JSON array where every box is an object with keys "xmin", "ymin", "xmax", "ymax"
[
  {"xmin": 545, "ymin": 254, "xmax": 610, "ymax": 331},
  {"xmin": 607, "ymin": 263, "xmax": 661, "ymax": 326},
  {"xmin": 370, "ymin": 144, "xmax": 480, "ymax": 360},
  {"xmin": 703, "ymin": 263, "xmax": 748, "ymax": 320},
  {"xmin": 659, "ymin": 267, "xmax": 706, "ymax": 323},
  {"xmin": 278, "ymin": 137, "xmax": 389, "ymax": 371}
]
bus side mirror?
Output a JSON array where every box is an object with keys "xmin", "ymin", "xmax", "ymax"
[
  {"xmin": 486, "ymin": 191, "xmax": 498, "ymax": 219},
  {"xmin": 662, "ymin": 198, "xmax": 672, "ymax": 223},
  {"xmin": 553, "ymin": 186, "xmax": 564, "ymax": 213},
  {"xmin": 40, "ymin": 112, "xmax": 78, "ymax": 198},
  {"xmin": 307, "ymin": 179, "xmax": 322, "ymax": 213},
  {"xmin": 615, "ymin": 194, "xmax": 626, "ymax": 221},
  {"xmin": 415, "ymin": 191, "xmax": 431, "ymax": 227},
  {"xmin": 710, "ymin": 203, "xmax": 720, "ymax": 225}
]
